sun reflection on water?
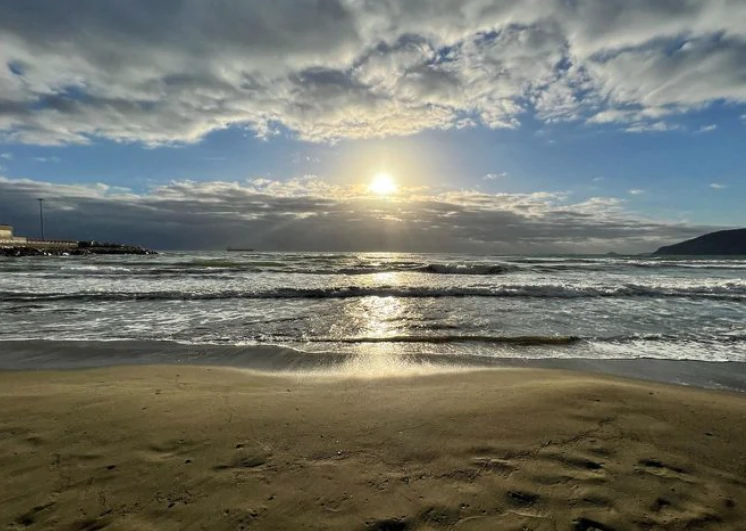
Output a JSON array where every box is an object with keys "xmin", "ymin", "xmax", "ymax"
[
  {"xmin": 340, "ymin": 270, "xmax": 416, "ymax": 368},
  {"xmin": 350, "ymin": 273, "xmax": 407, "ymax": 338}
]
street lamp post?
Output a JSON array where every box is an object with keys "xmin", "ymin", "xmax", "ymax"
[{"xmin": 37, "ymin": 198, "xmax": 45, "ymax": 241}]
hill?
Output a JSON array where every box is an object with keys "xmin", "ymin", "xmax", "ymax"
[{"xmin": 654, "ymin": 228, "xmax": 746, "ymax": 255}]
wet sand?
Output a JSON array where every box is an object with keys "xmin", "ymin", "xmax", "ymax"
[
  {"xmin": 2, "ymin": 340, "xmax": 746, "ymax": 392},
  {"xmin": 1, "ymin": 366, "xmax": 745, "ymax": 530}
]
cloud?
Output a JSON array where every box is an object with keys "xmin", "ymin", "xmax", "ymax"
[
  {"xmin": 696, "ymin": 124, "xmax": 718, "ymax": 133},
  {"xmin": 588, "ymin": 35, "xmax": 746, "ymax": 113},
  {"xmin": 0, "ymin": 176, "xmax": 717, "ymax": 253},
  {"xmin": 624, "ymin": 122, "xmax": 681, "ymax": 134},
  {"xmin": 33, "ymin": 156, "xmax": 60, "ymax": 163},
  {"xmin": 628, "ymin": 189, "xmax": 645, "ymax": 195},
  {"xmin": 0, "ymin": 1, "xmax": 745, "ymax": 146},
  {"xmin": 710, "ymin": 183, "xmax": 728, "ymax": 190},
  {"xmin": 482, "ymin": 173, "xmax": 507, "ymax": 182},
  {"xmin": 0, "ymin": 152, "xmax": 12, "ymax": 160}
]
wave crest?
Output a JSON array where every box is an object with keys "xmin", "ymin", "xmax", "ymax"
[{"xmin": 3, "ymin": 282, "xmax": 746, "ymax": 302}]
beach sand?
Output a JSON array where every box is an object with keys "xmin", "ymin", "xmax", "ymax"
[{"xmin": 1, "ymin": 366, "xmax": 745, "ymax": 530}]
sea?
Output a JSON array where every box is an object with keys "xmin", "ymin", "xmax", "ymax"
[{"xmin": 2, "ymin": 252, "xmax": 746, "ymax": 386}]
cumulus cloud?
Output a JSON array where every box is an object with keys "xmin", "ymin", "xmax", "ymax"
[
  {"xmin": 696, "ymin": 124, "xmax": 718, "ymax": 133},
  {"xmin": 628, "ymin": 189, "xmax": 645, "ymax": 195},
  {"xmin": 624, "ymin": 122, "xmax": 682, "ymax": 134},
  {"xmin": 483, "ymin": 172, "xmax": 508, "ymax": 181},
  {"xmin": 0, "ymin": 0, "xmax": 745, "ymax": 146},
  {"xmin": 0, "ymin": 176, "xmax": 717, "ymax": 253},
  {"xmin": 710, "ymin": 183, "xmax": 728, "ymax": 189}
]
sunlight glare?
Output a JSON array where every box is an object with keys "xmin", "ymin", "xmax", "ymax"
[{"xmin": 369, "ymin": 173, "xmax": 397, "ymax": 196}]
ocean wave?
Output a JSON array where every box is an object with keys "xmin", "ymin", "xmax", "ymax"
[
  {"xmin": 39, "ymin": 261, "xmax": 521, "ymax": 276},
  {"xmin": 413, "ymin": 263, "xmax": 518, "ymax": 275},
  {"xmin": 302, "ymin": 334, "xmax": 580, "ymax": 346},
  {"xmin": 623, "ymin": 261, "xmax": 746, "ymax": 270},
  {"xmin": 333, "ymin": 262, "xmax": 518, "ymax": 275},
  {"xmin": 10, "ymin": 257, "xmax": 746, "ymax": 278},
  {"xmin": 530, "ymin": 262, "xmax": 746, "ymax": 273},
  {"xmin": 242, "ymin": 332, "xmax": 746, "ymax": 351},
  {"xmin": 3, "ymin": 282, "xmax": 746, "ymax": 302}
]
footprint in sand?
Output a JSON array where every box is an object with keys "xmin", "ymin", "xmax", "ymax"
[{"xmin": 364, "ymin": 517, "xmax": 409, "ymax": 531}]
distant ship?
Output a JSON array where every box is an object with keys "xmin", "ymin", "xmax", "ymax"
[{"xmin": 226, "ymin": 247, "xmax": 255, "ymax": 252}]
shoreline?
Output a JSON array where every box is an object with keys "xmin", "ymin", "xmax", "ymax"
[
  {"xmin": 1, "ymin": 339, "xmax": 746, "ymax": 392},
  {"xmin": 1, "ymin": 365, "xmax": 745, "ymax": 529}
]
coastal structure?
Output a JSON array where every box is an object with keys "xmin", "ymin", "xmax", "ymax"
[
  {"xmin": 0, "ymin": 223, "xmax": 155, "ymax": 256},
  {"xmin": 0, "ymin": 225, "xmax": 28, "ymax": 245},
  {"xmin": 0, "ymin": 224, "xmax": 78, "ymax": 250}
]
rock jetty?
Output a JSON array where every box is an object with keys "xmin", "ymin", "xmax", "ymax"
[{"xmin": 0, "ymin": 241, "xmax": 156, "ymax": 257}]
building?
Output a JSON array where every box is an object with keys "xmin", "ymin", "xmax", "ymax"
[
  {"xmin": 0, "ymin": 225, "xmax": 28, "ymax": 245},
  {"xmin": 1, "ymin": 224, "xmax": 80, "ymax": 249}
]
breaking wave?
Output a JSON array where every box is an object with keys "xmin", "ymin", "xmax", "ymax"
[
  {"xmin": 299, "ymin": 334, "xmax": 580, "ymax": 346},
  {"xmin": 49, "ymin": 260, "xmax": 520, "ymax": 276},
  {"xmin": 24, "ymin": 257, "xmax": 746, "ymax": 278},
  {"xmin": 4, "ymin": 282, "xmax": 746, "ymax": 302}
]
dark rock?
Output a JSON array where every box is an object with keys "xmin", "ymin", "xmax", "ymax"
[{"xmin": 0, "ymin": 242, "xmax": 156, "ymax": 257}]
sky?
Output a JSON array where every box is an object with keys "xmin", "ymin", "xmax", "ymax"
[{"xmin": 0, "ymin": 0, "xmax": 744, "ymax": 253}]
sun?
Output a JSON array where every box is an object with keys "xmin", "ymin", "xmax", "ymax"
[{"xmin": 369, "ymin": 173, "xmax": 397, "ymax": 196}]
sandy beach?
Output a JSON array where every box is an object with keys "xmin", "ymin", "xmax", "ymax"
[{"xmin": 1, "ymin": 366, "xmax": 745, "ymax": 530}]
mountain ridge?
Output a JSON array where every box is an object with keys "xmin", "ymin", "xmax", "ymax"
[{"xmin": 654, "ymin": 229, "xmax": 746, "ymax": 255}]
